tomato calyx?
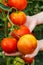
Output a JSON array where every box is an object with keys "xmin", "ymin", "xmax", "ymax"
[{"xmin": 11, "ymin": 25, "xmax": 30, "ymax": 40}]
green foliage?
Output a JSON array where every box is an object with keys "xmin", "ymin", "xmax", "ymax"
[
  {"xmin": 13, "ymin": 57, "xmax": 25, "ymax": 65},
  {"xmin": 0, "ymin": 3, "xmax": 10, "ymax": 11},
  {"xmin": 33, "ymin": 24, "xmax": 43, "ymax": 40},
  {"xmin": 24, "ymin": 0, "xmax": 43, "ymax": 15}
]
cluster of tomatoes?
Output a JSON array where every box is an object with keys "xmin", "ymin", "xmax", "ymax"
[{"xmin": 0, "ymin": 0, "xmax": 37, "ymax": 64}]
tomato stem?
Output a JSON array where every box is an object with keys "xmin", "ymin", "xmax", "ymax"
[
  {"xmin": 2, "ymin": 10, "xmax": 8, "ymax": 38},
  {"xmin": 6, "ymin": 57, "xmax": 10, "ymax": 65},
  {"xmin": 7, "ymin": 10, "xmax": 20, "ymax": 38},
  {"xmin": 4, "ymin": 18, "xmax": 8, "ymax": 37}
]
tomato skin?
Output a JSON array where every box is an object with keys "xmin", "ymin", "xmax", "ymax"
[
  {"xmin": 11, "ymin": 25, "xmax": 30, "ymax": 39},
  {"xmin": 23, "ymin": 57, "xmax": 34, "ymax": 64},
  {"xmin": 10, "ymin": 12, "xmax": 26, "ymax": 25},
  {"xmin": 1, "ymin": 38, "xmax": 17, "ymax": 53},
  {"xmin": 8, "ymin": 0, "xmax": 27, "ymax": 10}
]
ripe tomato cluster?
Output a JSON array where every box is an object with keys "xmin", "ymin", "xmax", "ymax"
[{"xmin": 0, "ymin": 0, "xmax": 36, "ymax": 64}]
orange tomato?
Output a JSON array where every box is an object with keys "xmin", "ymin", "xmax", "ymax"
[
  {"xmin": 17, "ymin": 34, "xmax": 37, "ymax": 54},
  {"xmin": 10, "ymin": 11, "xmax": 26, "ymax": 25}
]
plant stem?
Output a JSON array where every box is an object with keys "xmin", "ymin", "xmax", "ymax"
[
  {"xmin": 4, "ymin": 18, "xmax": 8, "ymax": 37},
  {"xmin": 2, "ymin": 10, "xmax": 8, "ymax": 37},
  {"xmin": 7, "ymin": 11, "xmax": 20, "ymax": 38},
  {"xmin": 6, "ymin": 57, "xmax": 10, "ymax": 65}
]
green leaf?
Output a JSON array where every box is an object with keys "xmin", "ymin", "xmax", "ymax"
[
  {"xmin": 35, "ymin": 51, "xmax": 43, "ymax": 65},
  {"xmin": 0, "ymin": 3, "xmax": 10, "ymax": 11},
  {"xmin": 0, "ymin": 19, "xmax": 4, "ymax": 27},
  {"xmin": 13, "ymin": 57, "xmax": 25, "ymax": 65},
  {"xmin": 33, "ymin": 24, "xmax": 43, "ymax": 40},
  {"xmin": 40, "ymin": 6, "xmax": 43, "ymax": 9}
]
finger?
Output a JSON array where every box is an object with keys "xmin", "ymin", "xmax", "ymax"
[
  {"xmin": 25, "ymin": 16, "xmax": 37, "ymax": 32},
  {"xmin": 29, "ymin": 20, "xmax": 37, "ymax": 32},
  {"xmin": 24, "ymin": 41, "xmax": 40, "ymax": 58},
  {"xmin": 2, "ymin": 51, "xmax": 22, "ymax": 56},
  {"xmin": 24, "ymin": 16, "xmax": 31, "ymax": 29},
  {"xmin": 38, "ymin": 39, "xmax": 43, "ymax": 50}
]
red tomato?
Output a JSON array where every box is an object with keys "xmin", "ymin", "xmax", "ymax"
[
  {"xmin": 8, "ymin": 0, "xmax": 27, "ymax": 10},
  {"xmin": 9, "ymin": 11, "xmax": 26, "ymax": 25},
  {"xmin": 11, "ymin": 25, "xmax": 30, "ymax": 39},
  {"xmin": 23, "ymin": 57, "xmax": 34, "ymax": 64},
  {"xmin": 1, "ymin": 38, "xmax": 17, "ymax": 53}
]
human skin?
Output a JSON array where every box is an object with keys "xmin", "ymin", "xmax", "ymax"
[{"xmin": 25, "ymin": 11, "xmax": 43, "ymax": 32}]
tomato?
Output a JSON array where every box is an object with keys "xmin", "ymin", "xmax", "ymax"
[
  {"xmin": 8, "ymin": 22, "xmax": 11, "ymax": 28},
  {"xmin": 3, "ymin": 0, "xmax": 8, "ymax": 6},
  {"xmin": 1, "ymin": 38, "xmax": 17, "ymax": 53},
  {"xmin": 23, "ymin": 57, "xmax": 34, "ymax": 64},
  {"xmin": 17, "ymin": 34, "xmax": 37, "ymax": 54},
  {"xmin": 8, "ymin": 0, "xmax": 27, "ymax": 10},
  {"xmin": 11, "ymin": 25, "xmax": 30, "ymax": 39},
  {"xmin": 9, "ymin": 11, "xmax": 26, "ymax": 25}
]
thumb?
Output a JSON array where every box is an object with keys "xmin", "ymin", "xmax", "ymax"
[
  {"xmin": 28, "ymin": 20, "xmax": 37, "ymax": 32},
  {"xmin": 25, "ymin": 16, "xmax": 37, "ymax": 32},
  {"xmin": 24, "ymin": 41, "xmax": 40, "ymax": 58}
]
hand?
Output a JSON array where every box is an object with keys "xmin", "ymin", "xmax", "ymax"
[
  {"xmin": 2, "ymin": 51, "xmax": 22, "ymax": 56},
  {"xmin": 25, "ymin": 39, "xmax": 43, "ymax": 58},
  {"xmin": 24, "ymin": 16, "xmax": 37, "ymax": 32},
  {"xmin": 25, "ymin": 12, "xmax": 43, "ymax": 32}
]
